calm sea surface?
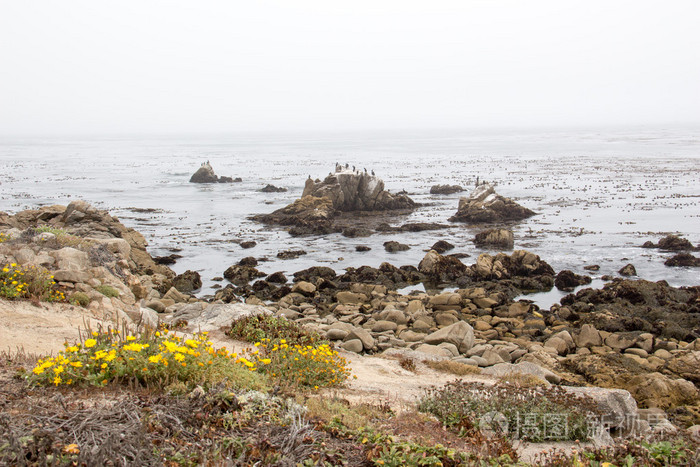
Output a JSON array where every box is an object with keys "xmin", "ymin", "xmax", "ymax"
[{"xmin": 1, "ymin": 127, "xmax": 698, "ymax": 301}]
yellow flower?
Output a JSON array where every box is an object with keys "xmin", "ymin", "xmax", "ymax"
[
  {"xmin": 32, "ymin": 366, "xmax": 44, "ymax": 375},
  {"xmin": 173, "ymin": 353, "xmax": 185, "ymax": 362},
  {"xmin": 53, "ymin": 376, "xmax": 61, "ymax": 385},
  {"xmin": 126, "ymin": 335, "xmax": 136, "ymax": 341},
  {"xmin": 92, "ymin": 331, "xmax": 99, "ymax": 337},
  {"xmin": 53, "ymin": 365, "xmax": 64, "ymax": 375},
  {"xmin": 148, "ymin": 354, "xmax": 163, "ymax": 364},
  {"xmin": 84, "ymin": 339, "xmax": 97, "ymax": 348},
  {"xmin": 69, "ymin": 361, "xmax": 83, "ymax": 368}
]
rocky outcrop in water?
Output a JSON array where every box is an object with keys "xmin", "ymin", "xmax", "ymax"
[
  {"xmin": 665, "ymin": 253, "xmax": 700, "ymax": 267},
  {"xmin": 474, "ymin": 228, "xmax": 514, "ymax": 249},
  {"xmin": 449, "ymin": 184, "xmax": 535, "ymax": 223},
  {"xmin": 189, "ymin": 162, "xmax": 236, "ymax": 183},
  {"xmin": 302, "ymin": 169, "xmax": 415, "ymax": 212},
  {"xmin": 430, "ymin": 184, "xmax": 463, "ymax": 195},
  {"xmin": 643, "ymin": 235, "xmax": 698, "ymax": 251},
  {"xmin": 252, "ymin": 168, "xmax": 415, "ymax": 235}
]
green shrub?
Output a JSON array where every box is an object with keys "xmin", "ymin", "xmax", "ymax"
[
  {"xmin": 0, "ymin": 263, "xmax": 65, "ymax": 302},
  {"xmin": 35, "ymin": 226, "xmax": 68, "ymax": 236},
  {"xmin": 69, "ymin": 292, "xmax": 90, "ymax": 307},
  {"xmin": 227, "ymin": 314, "xmax": 324, "ymax": 347},
  {"xmin": 418, "ymin": 380, "xmax": 603, "ymax": 442},
  {"xmin": 94, "ymin": 284, "xmax": 119, "ymax": 298}
]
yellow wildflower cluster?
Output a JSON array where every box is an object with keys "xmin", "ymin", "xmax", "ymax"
[
  {"xmin": 29, "ymin": 329, "xmax": 241, "ymax": 388},
  {"xmin": 250, "ymin": 338, "xmax": 352, "ymax": 389},
  {"xmin": 0, "ymin": 263, "xmax": 65, "ymax": 302},
  {"xmin": 0, "ymin": 232, "xmax": 10, "ymax": 243}
]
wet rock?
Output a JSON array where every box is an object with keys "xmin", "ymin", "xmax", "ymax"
[
  {"xmin": 266, "ymin": 271, "xmax": 287, "ymax": 284},
  {"xmin": 355, "ymin": 245, "xmax": 371, "ymax": 252},
  {"xmin": 430, "ymin": 240, "xmax": 454, "ymax": 254},
  {"xmin": 664, "ymin": 253, "xmax": 700, "ymax": 267},
  {"xmin": 474, "ymin": 228, "xmax": 514, "ymax": 250},
  {"xmin": 430, "ymin": 184, "xmax": 464, "ymax": 195},
  {"xmin": 449, "ymin": 184, "xmax": 535, "ymax": 224},
  {"xmin": 189, "ymin": 162, "xmax": 233, "ymax": 183},
  {"xmin": 342, "ymin": 227, "xmax": 372, "ymax": 238},
  {"xmin": 291, "ymin": 281, "xmax": 316, "ymax": 296},
  {"xmin": 384, "ymin": 241, "xmax": 409, "ymax": 252},
  {"xmin": 555, "ymin": 270, "xmax": 592, "ymax": 291},
  {"xmin": 154, "ymin": 254, "xmax": 182, "ymax": 265},
  {"xmin": 172, "ymin": 270, "xmax": 202, "ymax": 293},
  {"xmin": 657, "ymin": 235, "xmax": 698, "ymax": 251},
  {"xmin": 618, "ymin": 264, "xmax": 637, "ymax": 276},
  {"xmin": 240, "ymin": 241, "xmax": 257, "ymax": 249},
  {"xmin": 238, "ymin": 257, "xmax": 258, "ymax": 267},
  {"xmin": 253, "ymin": 195, "xmax": 336, "ymax": 235},
  {"xmin": 293, "ymin": 266, "xmax": 337, "ymax": 282},
  {"xmin": 277, "ymin": 249, "xmax": 307, "ymax": 260},
  {"xmin": 418, "ymin": 250, "xmax": 469, "ymax": 283},
  {"xmin": 583, "ymin": 264, "xmax": 600, "ymax": 271},
  {"xmin": 260, "ymin": 184, "xmax": 287, "ymax": 193},
  {"xmin": 223, "ymin": 265, "xmax": 266, "ymax": 286}
]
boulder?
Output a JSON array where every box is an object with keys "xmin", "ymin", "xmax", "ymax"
[
  {"xmin": 347, "ymin": 327, "xmax": 375, "ymax": 350},
  {"xmin": 430, "ymin": 184, "xmax": 463, "ymax": 195},
  {"xmin": 664, "ymin": 253, "xmax": 700, "ymax": 267},
  {"xmin": 223, "ymin": 265, "xmax": 266, "ymax": 285},
  {"xmin": 574, "ymin": 324, "xmax": 602, "ymax": 348},
  {"xmin": 473, "ymin": 229, "xmax": 514, "ymax": 250},
  {"xmin": 167, "ymin": 302, "xmax": 271, "ymax": 332},
  {"xmin": 657, "ymin": 235, "xmax": 697, "ymax": 251},
  {"xmin": 618, "ymin": 264, "xmax": 637, "ymax": 276},
  {"xmin": 172, "ymin": 270, "xmax": 202, "ymax": 293},
  {"xmin": 240, "ymin": 240, "xmax": 257, "ymax": 249},
  {"xmin": 418, "ymin": 250, "xmax": 469, "ymax": 282},
  {"xmin": 555, "ymin": 270, "xmax": 592, "ymax": 291},
  {"xmin": 189, "ymin": 162, "xmax": 234, "ymax": 183},
  {"xmin": 563, "ymin": 386, "xmax": 640, "ymax": 435},
  {"xmin": 449, "ymin": 184, "xmax": 535, "ymax": 223},
  {"xmin": 628, "ymin": 373, "xmax": 699, "ymax": 409},
  {"xmin": 423, "ymin": 321, "xmax": 475, "ymax": 353},
  {"xmin": 384, "ymin": 241, "xmax": 409, "ymax": 252},
  {"xmin": 341, "ymin": 339, "xmax": 364, "ymax": 353},
  {"xmin": 430, "ymin": 240, "xmax": 454, "ymax": 254},
  {"xmin": 260, "ymin": 184, "xmax": 287, "ymax": 193}
]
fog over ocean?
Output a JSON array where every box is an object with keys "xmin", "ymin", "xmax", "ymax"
[{"xmin": 1, "ymin": 126, "xmax": 698, "ymax": 301}]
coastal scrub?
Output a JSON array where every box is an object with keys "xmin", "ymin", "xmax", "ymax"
[{"xmin": 0, "ymin": 263, "xmax": 65, "ymax": 302}]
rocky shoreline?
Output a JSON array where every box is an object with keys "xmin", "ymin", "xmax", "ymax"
[{"xmin": 1, "ymin": 199, "xmax": 700, "ymax": 440}]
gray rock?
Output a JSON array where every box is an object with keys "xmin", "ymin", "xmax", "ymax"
[
  {"xmin": 53, "ymin": 269, "xmax": 90, "ymax": 283},
  {"xmin": 347, "ymin": 327, "xmax": 375, "ymax": 350},
  {"xmin": 372, "ymin": 320, "xmax": 398, "ymax": 332},
  {"xmin": 424, "ymin": 321, "xmax": 475, "ymax": 353},
  {"xmin": 167, "ymin": 302, "xmax": 271, "ymax": 332},
  {"xmin": 144, "ymin": 300, "xmax": 166, "ymax": 313},
  {"xmin": 326, "ymin": 328, "xmax": 349, "ymax": 340},
  {"xmin": 574, "ymin": 324, "xmax": 602, "ymax": 348},
  {"xmin": 341, "ymin": 339, "xmax": 364, "ymax": 353}
]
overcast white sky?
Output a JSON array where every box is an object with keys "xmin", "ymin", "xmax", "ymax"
[{"xmin": 1, "ymin": 0, "xmax": 699, "ymax": 135}]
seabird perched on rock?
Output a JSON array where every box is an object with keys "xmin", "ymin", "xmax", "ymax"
[
  {"xmin": 352, "ymin": 165, "xmax": 356, "ymax": 172},
  {"xmin": 364, "ymin": 168, "xmax": 367, "ymax": 173},
  {"xmin": 371, "ymin": 170, "xmax": 375, "ymax": 176}
]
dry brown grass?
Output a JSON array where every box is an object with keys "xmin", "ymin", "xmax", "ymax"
[
  {"xmin": 422, "ymin": 359, "xmax": 481, "ymax": 376},
  {"xmin": 497, "ymin": 371, "xmax": 548, "ymax": 387}
]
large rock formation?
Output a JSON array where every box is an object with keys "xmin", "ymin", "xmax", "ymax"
[
  {"xmin": 253, "ymin": 168, "xmax": 415, "ymax": 235},
  {"xmin": 449, "ymin": 184, "xmax": 535, "ymax": 223},
  {"xmin": 302, "ymin": 169, "xmax": 415, "ymax": 212},
  {"xmin": 189, "ymin": 162, "xmax": 236, "ymax": 183}
]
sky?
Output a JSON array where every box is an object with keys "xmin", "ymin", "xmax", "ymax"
[{"xmin": 1, "ymin": 0, "xmax": 699, "ymax": 135}]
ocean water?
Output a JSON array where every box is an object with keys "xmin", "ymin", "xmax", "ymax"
[{"xmin": 1, "ymin": 127, "xmax": 698, "ymax": 299}]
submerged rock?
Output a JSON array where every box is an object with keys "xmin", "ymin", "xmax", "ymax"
[
  {"xmin": 643, "ymin": 234, "xmax": 698, "ymax": 251},
  {"xmin": 430, "ymin": 184, "xmax": 464, "ymax": 195},
  {"xmin": 474, "ymin": 228, "xmax": 514, "ymax": 249},
  {"xmin": 384, "ymin": 241, "xmax": 409, "ymax": 252},
  {"xmin": 430, "ymin": 240, "xmax": 454, "ymax": 254},
  {"xmin": 449, "ymin": 184, "xmax": 535, "ymax": 223},
  {"xmin": 260, "ymin": 184, "xmax": 287, "ymax": 193},
  {"xmin": 555, "ymin": 270, "xmax": 592, "ymax": 291}
]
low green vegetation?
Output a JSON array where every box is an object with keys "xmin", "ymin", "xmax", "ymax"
[
  {"xmin": 227, "ymin": 313, "xmax": 324, "ymax": 347},
  {"xmin": 94, "ymin": 284, "xmax": 119, "ymax": 298},
  {"xmin": 418, "ymin": 380, "xmax": 602, "ymax": 442},
  {"xmin": 68, "ymin": 291, "xmax": 90, "ymax": 307}
]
